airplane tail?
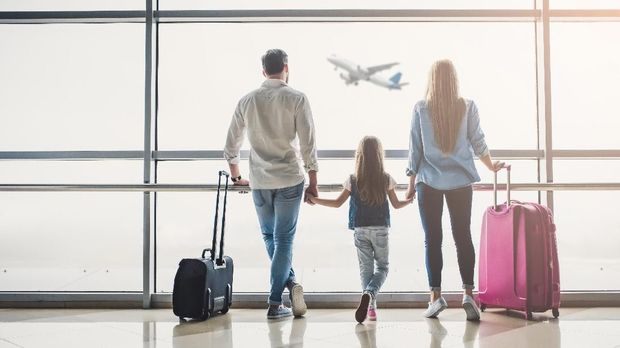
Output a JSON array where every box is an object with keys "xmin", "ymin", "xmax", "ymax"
[{"xmin": 389, "ymin": 72, "xmax": 403, "ymax": 84}]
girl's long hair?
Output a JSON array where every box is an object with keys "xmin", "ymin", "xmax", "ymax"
[
  {"xmin": 355, "ymin": 136, "xmax": 388, "ymax": 206},
  {"xmin": 426, "ymin": 59, "xmax": 466, "ymax": 154}
]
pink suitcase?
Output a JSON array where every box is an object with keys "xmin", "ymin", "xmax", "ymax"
[{"xmin": 478, "ymin": 165, "xmax": 560, "ymax": 320}]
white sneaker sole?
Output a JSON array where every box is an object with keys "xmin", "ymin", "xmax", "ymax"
[
  {"xmin": 424, "ymin": 301, "xmax": 447, "ymax": 318},
  {"xmin": 290, "ymin": 284, "xmax": 307, "ymax": 317},
  {"xmin": 463, "ymin": 302, "xmax": 480, "ymax": 321},
  {"xmin": 267, "ymin": 311, "xmax": 293, "ymax": 320},
  {"xmin": 424, "ymin": 306, "xmax": 446, "ymax": 318}
]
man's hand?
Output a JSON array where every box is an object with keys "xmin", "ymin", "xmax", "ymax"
[
  {"xmin": 304, "ymin": 184, "xmax": 318, "ymax": 205},
  {"xmin": 233, "ymin": 178, "xmax": 250, "ymax": 186}
]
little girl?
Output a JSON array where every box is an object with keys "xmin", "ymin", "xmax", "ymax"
[{"xmin": 309, "ymin": 136, "xmax": 412, "ymax": 323}]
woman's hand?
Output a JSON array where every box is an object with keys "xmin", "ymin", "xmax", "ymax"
[{"xmin": 490, "ymin": 161, "xmax": 505, "ymax": 172}]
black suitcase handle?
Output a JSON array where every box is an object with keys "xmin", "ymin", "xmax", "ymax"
[{"xmin": 204, "ymin": 170, "xmax": 229, "ymax": 264}]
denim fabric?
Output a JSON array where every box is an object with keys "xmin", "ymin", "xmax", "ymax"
[
  {"xmin": 354, "ymin": 226, "xmax": 390, "ymax": 306},
  {"xmin": 348, "ymin": 176, "xmax": 390, "ymax": 230},
  {"xmin": 407, "ymin": 99, "xmax": 489, "ymax": 190},
  {"xmin": 416, "ymin": 183, "xmax": 475, "ymax": 291},
  {"xmin": 252, "ymin": 181, "xmax": 304, "ymax": 305}
]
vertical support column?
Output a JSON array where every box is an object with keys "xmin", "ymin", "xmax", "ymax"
[
  {"xmin": 535, "ymin": 0, "xmax": 554, "ymax": 211},
  {"xmin": 143, "ymin": 0, "xmax": 156, "ymax": 309}
]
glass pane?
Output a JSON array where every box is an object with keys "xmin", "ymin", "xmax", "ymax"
[
  {"xmin": 0, "ymin": 192, "xmax": 143, "ymax": 291},
  {"xmin": 158, "ymin": 23, "xmax": 537, "ymax": 151},
  {"xmin": 160, "ymin": 0, "xmax": 531, "ymax": 10},
  {"xmin": 0, "ymin": 1, "xmax": 143, "ymax": 11},
  {"xmin": 554, "ymin": 160, "xmax": 620, "ymax": 182},
  {"xmin": 155, "ymin": 160, "xmax": 538, "ymax": 292},
  {"xmin": 554, "ymin": 191, "xmax": 620, "ymax": 291},
  {"xmin": 550, "ymin": 0, "xmax": 620, "ymax": 9},
  {"xmin": 0, "ymin": 24, "xmax": 144, "ymax": 150},
  {"xmin": 551, "ymin": 23, "xmax": 620, "ymax": 149},
  {"xmin": 0, "ymin": 161, "xmax": 143, "ymax": 184}
]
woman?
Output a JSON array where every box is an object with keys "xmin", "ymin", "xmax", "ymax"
[{"xmin": 405, "ymin": 60, "xmax": 503, "ymax": 321}]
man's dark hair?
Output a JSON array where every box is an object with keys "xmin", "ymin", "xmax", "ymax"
[{"xmin": 261, "ymin": 49, "xmax": 288, "ymax": 75}]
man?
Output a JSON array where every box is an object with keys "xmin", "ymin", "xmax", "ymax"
[{"xmin": 224, "ymin": 49, "xmax": 319, "ymax": 319}]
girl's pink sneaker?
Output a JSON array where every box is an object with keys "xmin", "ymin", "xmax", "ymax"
[{"xmin": 367, "ymin": 307, "xmax": 377, "ymax": 321}]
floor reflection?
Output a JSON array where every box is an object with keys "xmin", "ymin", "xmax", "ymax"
[
  {"xmin": 172, "ymin": 314, "xmax": 233, "ymax": 347},
  {"xmin": 3, "ymin": 308, "xmax": 608, "ymax": 348},
  {"xmin": 267, "ymin": 317, "xmax": 307, "ymax": 347},
  {"xmin": 355, "ymin": 322, "xmax": 377, "ymax": 348}
]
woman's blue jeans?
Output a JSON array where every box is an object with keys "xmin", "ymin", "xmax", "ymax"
[{"xmin": 416, "ymin": 183, "xmax": 475, "ymax": 291}]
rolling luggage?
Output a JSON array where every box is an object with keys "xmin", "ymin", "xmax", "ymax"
[
  {"xmin": 172, "ymin": 170, "xmax": 234, "ymax": 321},
  {"xmin": 478, "ymin": 165, "xmax": 560, "ymax": 320}
]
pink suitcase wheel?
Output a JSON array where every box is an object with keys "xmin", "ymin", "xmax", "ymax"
[
  {"xmin": 480, "ymin": 303, "xmax": 487, "ymax": 312},
  {"xmin": 552, "ymin": 308, "xmax": 559, "ymax": 318}
]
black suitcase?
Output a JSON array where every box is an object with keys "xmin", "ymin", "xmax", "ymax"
[{"xmin": 172, "ymin": 170, "xmax": 234, "ymax": 321}]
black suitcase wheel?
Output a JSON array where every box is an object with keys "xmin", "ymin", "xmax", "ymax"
[
  {"xmin": 199, "ymin": 289, "xmax": 213, "ymax": 321},
  {"xmin": 526, "ymin": 311, "xmax": 533, "ymax": 320},
  {"xmin": 552, "ymin": 308, "xmax": 559, "ymax": 318},
  {"xmin": 220, "ymin": 284, "xmax": 233, "ymax": 314}
]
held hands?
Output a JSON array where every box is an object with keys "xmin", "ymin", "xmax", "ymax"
[
  {"xmin": 405, "ymin": 184, "xmax": 416, "ymax": 201},
  {"xmin": 307, "ymin": 194, "xmax": 318, "ymax": 205},
  {"xmin": 304, "ymin": 184, "xmax": 318, "ymax": 205}
]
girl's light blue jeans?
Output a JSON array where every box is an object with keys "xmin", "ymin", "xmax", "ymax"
[{"xmin": 354, "ymin": 226, "xmax": 390, "ymax": 307}]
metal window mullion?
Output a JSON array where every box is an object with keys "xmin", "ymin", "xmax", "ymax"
[
  {"xmin": 535, "ymin": 0, "xmax": 554, "ymax": 210},
  {"xmin": 152, "ymin": 0, "xmax": 161, "ymax": 295},
  {"xmin": 142, "ymin": 0, "xmax": 155, "ymax": 310},
  {"xmin": 542, "ymin": 0, "xmax": 554, "ymax": 211}
]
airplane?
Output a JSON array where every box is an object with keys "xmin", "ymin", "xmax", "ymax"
[{"xmin": 327, "ymin": 54, "xmax": 409, "ymax": 90}]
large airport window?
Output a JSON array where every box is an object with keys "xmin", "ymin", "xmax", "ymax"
[
  {"xmin": 551, "ymin": 23, "xmax": 620, "ymax": 149},
  {"xmin": 0, "ymin": 1, "xmax": 143, "ymax": 11},
  {"xmin": 157, "ymin": 22, "xmax": 537, "ymax": 151},
  {"xmin": 159, "ymin": 0, "xmax": 532, "ymax": 10},
  {"xmin": 0, "ymin": 24, "xmax": 144, "ymax": 151},
  {"xmin": 0, "ymin": 192, "xmax": 143, "ymax": 291}
]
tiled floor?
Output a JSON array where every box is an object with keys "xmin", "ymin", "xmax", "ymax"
[{"xmin": 1, "ymin": 307, "xmax": 619, "ymax": 347}]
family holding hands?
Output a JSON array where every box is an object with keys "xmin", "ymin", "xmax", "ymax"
[{"xmin": 224, "ymin": 49, "xmax": 504, "ymax": 323}]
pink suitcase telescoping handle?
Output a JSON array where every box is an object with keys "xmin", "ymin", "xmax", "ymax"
[{"xmin": 493, "ymin": 164, "xmax": 512, "ymax": 210}]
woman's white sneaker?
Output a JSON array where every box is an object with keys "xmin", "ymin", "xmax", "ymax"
[
  {"xmin": 462, "ymin": 295, "xmax": 481, "ymax": 321},
  {"xmin": 424, "ymin": 297, "xmax": 448, "ymax": 318}
]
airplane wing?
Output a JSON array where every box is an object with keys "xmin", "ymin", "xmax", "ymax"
[{"xmin": 366, "ymin": 62, "xmax": 399, "ymax": 75}]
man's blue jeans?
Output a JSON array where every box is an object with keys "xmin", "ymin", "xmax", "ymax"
[{"xmin": 252, "ymin": 181, "xmax": 304, "ymax": 305}]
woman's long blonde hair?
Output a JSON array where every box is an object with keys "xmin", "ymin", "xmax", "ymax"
[
  {"xmin": 355, "ymin": 136, "xmax": 388, "ymax": 206},
  {"xmin": 426, "ymin": 59, "xmax": 466, "ymax": 154}
]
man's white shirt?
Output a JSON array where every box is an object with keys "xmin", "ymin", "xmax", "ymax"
[{"xmin": 224, "ymin": 79, "xmax": 319, "ymax": 190}]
